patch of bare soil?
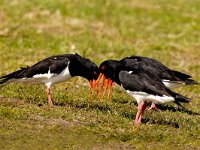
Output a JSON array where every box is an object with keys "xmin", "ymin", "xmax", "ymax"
[
  {"xmin": 0, "ymin": 96, "xmax": 25, "ymax": 105},
  {"xmin": 92, "ymin": 142, "xmax": 136, "ymax": 150}
]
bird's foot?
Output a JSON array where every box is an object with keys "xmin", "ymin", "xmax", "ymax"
[
  {"xmin": 148, "ymin": 103, "xmax": 159, "ymax": 111},
  {"xmin": 134, "ymin": 120, "xmax": 141, "ymax": 125},
  {"xmin": 48, "ymin": 99, "xmax": 54, "ymax": 106}
]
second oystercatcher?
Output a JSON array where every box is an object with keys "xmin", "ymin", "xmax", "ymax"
[
  {"xmin": 96, "ymin": 60, "xmax": 190, "ymax": 124},
  {"xmin": 121, "ymin": 56, "xmax": 198, "ymax": 110},
  {"xmin": 0, "ymin": 53, "xmax": 99, "ymax": 105}
]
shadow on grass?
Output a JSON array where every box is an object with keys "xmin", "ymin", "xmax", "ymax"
[
  {"xmin": 156, "ymin": 104, "xmax": 200, "ymax": 116},
  {"xmin": 114, "ymin": 99, "xmax": 200, "ymax": 116},
  {"xmin": 120, "ymin": 110, "xmax": 180, "ymax": 128},
  {"xmin": 38, "ymin": 98, "xmax": 200, "ymax": 128},
  {"xmin": 142, "ymin": 118, "xmax": 180, "ymax": 128},
  {"xmin": 53, "ymin": 100, "xmax": 112, "ymax": 112}
]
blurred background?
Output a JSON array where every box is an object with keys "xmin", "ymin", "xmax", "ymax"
[{"xmin": 1, "ymin": 0, "xmax": 200, "ymax": 68}]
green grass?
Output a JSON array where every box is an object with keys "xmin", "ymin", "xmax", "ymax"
[{"xmin": 0, "ymin": 0, "xmax": 200, "ymax": 149}]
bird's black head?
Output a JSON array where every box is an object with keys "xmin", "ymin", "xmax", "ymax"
[
  {"xmin": 69, "ymin": 53, "xmax": 99, "ymax": 81},
  {"xmin": 95, "ymin": 60, "xmax": 123, "ymax": 100},
  {"xmin": 98, "ymin": 60, "xmax": 123, "ymax": 83}
]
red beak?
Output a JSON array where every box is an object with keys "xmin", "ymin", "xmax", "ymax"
[
  {"xmin": 89, "ymin": 79, "xmax": 94, "ymax": 101},
  {"xmin": 102, "ymin": 78, "xmax": 113, "ymax": 101},
  {"xmin": 107, "ymin": 79, "xmax": 113, "ymax": 101},
  {"xmin": 93, "ymin": 73, "xmax": 113, "ymax": 100},
  {"xmin": 98, "ymin": 74, "xmax": 106, "ymax": 100}
]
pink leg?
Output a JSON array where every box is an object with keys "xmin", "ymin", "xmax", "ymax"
[
  {"xmin": 137, "ymin": 103, "xmax": 147, "ymax": 124},
  {"xmin": 134, "ymin": 106, "xmax": 141, "ymax": 124},
  {"xmin": 134, "ymin": 101, "xmax": 146, "ymax": 125},
  {"xmin": 46, "ymin": 88, "xmax": 53, "ymax": 106},
  {"xmin": 148, "ymin": 102, "xmax": 159, "ymax": 111}
]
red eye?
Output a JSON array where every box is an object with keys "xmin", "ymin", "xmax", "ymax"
[
  {"xmin": 101, "ymin": 66, "xmax": 105, "ymax": 70},
  {"xmin": 93, "ymin": 71, "xmax": 97, "ymax": 75}
]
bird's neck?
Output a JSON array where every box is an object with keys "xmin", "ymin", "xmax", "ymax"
[{"xmin": 68, "ymin": 58, "xmax": 87, "ymax": 79}]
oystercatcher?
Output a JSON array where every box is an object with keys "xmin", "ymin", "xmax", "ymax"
[
  {"xmin": 0, "ymin": 53, "xmax": 99, "ymax": 105},
  {"xmin": 121, "ymin": 56, "xmax": 198, "ymax": 110},
  {"xmin": 96, "ymin": 60, "xmax": 190, "ymax": 124}
]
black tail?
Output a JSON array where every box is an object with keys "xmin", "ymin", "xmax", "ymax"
[
  {"xmin": 0, "ymin": 76, "xmax": 10, "ymax": 85},
  {"xmin": 173, "ymin": 70, "xmax": 198, "ymax": 85},
  {"xmin": 184, "ymin": 78, "xmax": 199, "ymax": 85},
  {"xmin": 0, "ymin": 73, "xmax": 15, "ymax": 85},
  {"xmin": 173, "ymin": 70, "xmax": 191, "ymax": 79},
  {"xmin": 0, "ymin": 67, "xmax": 28, "ymax": 85},
  {"xmin": 174, "ymin": 93, "xmax": 191, "ymax": 107}
]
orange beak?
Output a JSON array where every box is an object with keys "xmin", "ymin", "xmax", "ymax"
[
  {"xmin": 89, "ymin": 73, "xmax": 104, "ymax": 101},
  {"xmin": 95, "ymin": 73, "xmax": 103, "ymax": 85},
  {"xmin": 95, "ymin": 73, "xmax": 102, "ymax": 100},
  {"xmin": 89, "ymin": 79, "xmax": 94, "ymax": 101},
  {"xmin": 95, "ymin": 73, "xmax": 113, "ymax": 101},
  {"xmin": 102, "ymin": 78, "xmax": 109, "ymax": 97},
  {"xmin": 107, "ymin": 79, "xmax": 113, "ymax": 101},
  {"xmin": 98, "ymin": 75, "xmax": 106, "ymax": 100},
  {"xmin": 102, "ymin": 78, "xmax": 113, "ymax": 101},
  {"xmin": 93, "ymin": 73, "xmax": 113, "ymax": 100}
]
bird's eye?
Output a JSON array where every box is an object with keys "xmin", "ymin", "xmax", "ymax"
[
  {"xmin": 93, "ymin": 71, "xmax": 97, "ymax": 75},
  {"xmin": 101, "ymin": 66, "xmax": 105, "ymax": 70}
]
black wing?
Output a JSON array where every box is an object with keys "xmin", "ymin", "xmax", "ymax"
[
  {"xmin": 0, "ymin": 54, "xmax": 74, "ymax": 81},
  {"xmin": 119, "ymin": 70, "xmax": 173, "ymax": 97}
]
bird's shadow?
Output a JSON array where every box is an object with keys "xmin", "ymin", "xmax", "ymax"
[
  {"xmin": 142, "ymin": 118, "xmax": 180, "ymax": 128},
  {"xmin": 50, "ymin": 99, "xmax": 200, "ymax": 128},
  {"xmin": 53, "ymin": 98, "xmax": 200, "ymax": 116},
  {"xmin": 124, "ymin": 100, "xmax": 200, "ymax": 116},
  {"xmin": 119, "ymin": 109, "xmax": 180, "ymax": 128},
  {"xmin": 53, "ymin": 100, "xmax": 112, "ymax": 112},
  {"xmin": 156, "ymin": 104, "xmax": 200, "ymax": 116}
]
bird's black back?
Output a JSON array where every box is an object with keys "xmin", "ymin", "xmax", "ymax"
[
  {"xmin": 121, "ymin": 56, "xmax": 196, "ymax": 84},
  {"xmin": 4, "ymin": 54, "xmax": 74, "ymax": 79}
]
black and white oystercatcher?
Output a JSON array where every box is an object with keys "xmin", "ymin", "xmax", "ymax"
[
  {"xmin": 0, "ymin": 53, "xmax": 99, "ymax": 105},
  {"xmin": 121, "ymin": 56, "xmax": 198, "ymax": 110},
  {"xmin": 96, "ymin": 60, "xmax": 190, "ymax": 124}
]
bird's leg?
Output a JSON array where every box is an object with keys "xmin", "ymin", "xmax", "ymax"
[
  {"xmin": 134, "ymin": 102, "xmax": 143, "ymax": 124},
  {"xmin": 148, "ymin": 102, "xmax": 159, "ymax": 111},
  {"xmin": 46, "ymin": 88, "xmax": 53, "ymax": 106},
  {"xmin": 137, "ymin": 102, "xmax": 147, "ymax": 124},
  {"xmin": 134, "ymin": 101, "xmax": 146, "ymax": 125}
]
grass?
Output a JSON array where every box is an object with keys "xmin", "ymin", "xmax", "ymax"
[{"xmin": 0, "ymin": 0, "xmax": 200, "ymax": 149}]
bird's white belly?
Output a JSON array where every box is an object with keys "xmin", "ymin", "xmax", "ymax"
[
  {"xmin": 14, "ymin": 65, "xmax": 72, "ymax": 88},
  {"xmin": 126, "ymin": 90, "xmax": 175, "ymax": 104},
  {"xmin": 44, "ymin": 66, "xmax": 72, "ymax": 88}
]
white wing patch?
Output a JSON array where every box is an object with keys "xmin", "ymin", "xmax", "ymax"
[
  {"xmin": 126, "ymin": 90, "xmax": 175, "ymax": 104},
  {"xmin": 162, "ymin": 80, "xmax": 185, "ymax": 89},
  {"xmin": 128, "ymin": 71, "xmax": 133, "ymax": 74},
  {"xmin": 33, "ymin": 67, "xmax": 55, "ymax": 79},
  {"xmin": 45, "ymin": 62, "xmax": 71, "ymax": 88}
]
